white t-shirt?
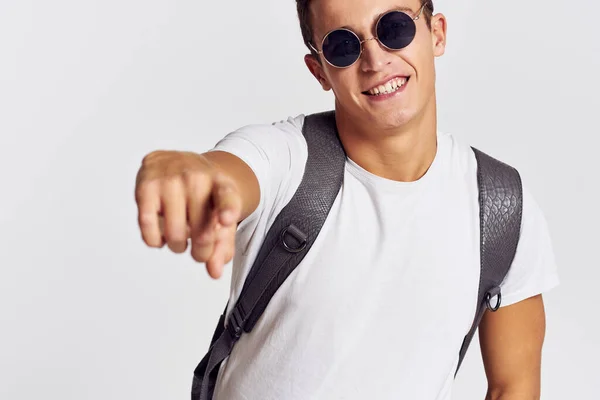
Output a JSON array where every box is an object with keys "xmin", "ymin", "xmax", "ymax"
[{"xmin": 208, "ymin": 114, "xmax": 560, "ymax": 400}]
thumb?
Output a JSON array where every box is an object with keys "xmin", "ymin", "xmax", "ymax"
[{"xmin": 212, "ymin": 173, "xmax": 242, "ymax": 226}]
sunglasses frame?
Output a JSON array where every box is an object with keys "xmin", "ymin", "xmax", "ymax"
[{"xmin": 308, "ymin": 3, "xmax": 428, "ymax": 69}]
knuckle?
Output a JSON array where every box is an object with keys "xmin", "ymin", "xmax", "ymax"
[
  {"xmin": 142, "ymin": 150, "xmax": 163, "ymax": 166},
  {"xmin": 138, "ymin": 212, "xmax": 156, "ymax": 227},
  {"xmin": 160, "ymin": 179, "xmax": 187, "ymax": 200},
  {"xmin": 217, "ymin": 186, "xmax": 240, "ymax": 209},
  {"xmin": 183, "ymin": 169, "xmax": 211, "ymax": 190},
  {"xmin": 161, "ymin": 175, "xmax": 183, "ymax": 189},
  {"xmin": 217, "ymin": 182, "xmax": 235, "ymax": 197},
  {"xmin": 135, "ymin": 178, "xmax": 159, "ymax": 200},
  {"xmin": 193, "ymin": 231, "xmax": 213, "ymax": 246}
]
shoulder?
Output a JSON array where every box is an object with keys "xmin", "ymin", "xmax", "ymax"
[
  {"xmin": 232, "ymin": 114, "xmax": 306, "ymax": 140},
  {"xmin": 273, "ymin": 114, "xmax": 306, "ymax": 133},
  {"xmin": 212, "ymin": 114, "xmax": 308, "ymax": 166},
  {"xmin": 443, "ymin": 130, "xmax": 560, "ymax": 305},
  {"xmin": 436, "ymin": 130, "xmax": 479, "ymax": 178},
  {"xmin": 499, "ymin": 177, "xmax": 560, "ymax": 306},
  {"xmin": 438, "ymin": 130, "xmax": 523, "ymax": 180}
]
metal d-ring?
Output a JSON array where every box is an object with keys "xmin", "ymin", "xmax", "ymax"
[
  {"xmin": 485, "ymin": 290, "xmax": 502, "ymax": 312},
  {"xmin": 281, "ymin": 224, "xmax": 308, "ymax": 253}
]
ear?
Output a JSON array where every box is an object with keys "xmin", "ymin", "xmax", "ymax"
[
  {"xmin": 430, "ymin": 13, "xmax": 447, "ymax": 57},
  {"xmin": 304, "ymin": 54, "xmax": 332, "ymax": 91}
]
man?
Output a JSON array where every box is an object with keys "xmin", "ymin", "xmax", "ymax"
[{"xmin": 135, "ymin": 0, "xmax": 559, "ymax": 398}]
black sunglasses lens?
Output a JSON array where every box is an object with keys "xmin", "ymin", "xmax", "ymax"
[
  {"xmin": 377, "ymin": 11, "xmax": 416, "ymax": 50},
  {"xmin": 322, "ymin": 30, "xmax": 361, "ymax": 67}
]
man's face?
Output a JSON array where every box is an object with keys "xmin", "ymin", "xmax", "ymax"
[{"xmin": 306, "ymin": 0, "xmax": 446, "ymax": 130}]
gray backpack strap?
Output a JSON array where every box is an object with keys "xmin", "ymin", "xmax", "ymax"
[
  {"xmin": 455, "ymin": 147, "xmax": 523, "ymax": 376},
  {"xmin": 191, "ymin": 111, "xmax": 346, "ymax": 400}
]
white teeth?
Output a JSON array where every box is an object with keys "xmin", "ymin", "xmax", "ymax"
[{"xmin": 367, "ymin": 77, "xmax": 408, "ymax": 96}]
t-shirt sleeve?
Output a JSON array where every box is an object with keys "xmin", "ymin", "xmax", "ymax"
[
  {"xmin": 499, "ymin": 183, "xmax": 560, "ymax": 307},
  {"xmin": 207, "ymin": 116, "xmax": 308, "ymax": 247}
]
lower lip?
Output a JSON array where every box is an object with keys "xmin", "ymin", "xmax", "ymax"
[{"xmin": 364, "ymin": 79, "xmax": 409, "ymax": 102}]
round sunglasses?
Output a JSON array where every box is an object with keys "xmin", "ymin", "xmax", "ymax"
[{"xmin": 308, "ymin": 3, "xmax": 428, "ymax": 68}]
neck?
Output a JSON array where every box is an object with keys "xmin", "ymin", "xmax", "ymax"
[{"xmin": 334, "ymin": 94, "xmax": 438, "ymax": 182}]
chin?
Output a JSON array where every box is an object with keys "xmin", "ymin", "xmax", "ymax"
[
  {"xmin": 370, "ymin": 107, "xmax": 417, "ymax": 129},
  {"xmin": 337, "ymin": 98, "xmax": 418, "ymax": 129}
]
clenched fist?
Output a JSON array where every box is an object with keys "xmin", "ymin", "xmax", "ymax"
[{"xmin": 135, "ymin": 150, "xmax": 257, "ymax": 279}]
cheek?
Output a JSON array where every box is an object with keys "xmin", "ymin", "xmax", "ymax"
[
  {"xmin": 328, "ymin": 71, "xmax": 360, "ymax": 96},
  {"xmin": 404, "ymin": 32, "xmax": 436, "ymax": 77},
  {"xmin": 403, "ymin": 50, "xmax": 435, "ymax": 87}
]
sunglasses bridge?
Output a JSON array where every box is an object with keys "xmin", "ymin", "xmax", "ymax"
[{"xmin": 359, "ymin": 36, "xmax": 378, "ymax": 46}]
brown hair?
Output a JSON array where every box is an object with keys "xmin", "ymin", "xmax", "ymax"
[{"xmin": 296, "ymin": 0, "xmax": 435, "ymax": 57}]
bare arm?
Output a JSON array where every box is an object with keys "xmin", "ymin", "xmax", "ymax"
[{"xmin": 479, "ymin": 294, "xmax": 547, "ymax": 400}]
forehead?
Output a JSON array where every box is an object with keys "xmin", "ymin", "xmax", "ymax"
[{"xmin": 310, "ymin": 0, "xmax": 422, "ymax": 38}]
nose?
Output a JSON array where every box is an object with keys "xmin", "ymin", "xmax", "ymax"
[{"xmin": 360, "ymin": 37, "xmax": 393, "ymax": 73}]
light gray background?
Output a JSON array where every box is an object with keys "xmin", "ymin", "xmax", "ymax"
[{"xmin": 1, "ymin": 0, "xmax": 598, "ymax": 398}]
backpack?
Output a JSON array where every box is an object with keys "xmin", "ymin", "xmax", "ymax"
[{"xmin": 191, "ymin": 111, "xmax": 523, "ymax": 400}]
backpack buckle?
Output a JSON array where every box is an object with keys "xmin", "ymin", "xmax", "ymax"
[
  {"xmin": 226, "ymin": 306, "xmax": 245, "ymax": 340},
  {"xmin": 485, "ymin": 286, "xmax": 502, "ymax": 312}
]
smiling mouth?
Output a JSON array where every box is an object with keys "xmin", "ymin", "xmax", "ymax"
[{"xmin": 362, "ymin": 77, "xmax": 409, "ymax": 96}]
